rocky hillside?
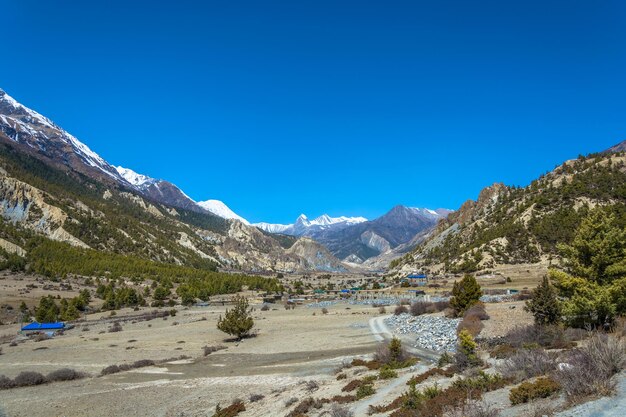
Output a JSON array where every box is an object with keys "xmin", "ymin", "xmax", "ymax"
[
  {"xmin": 0, "ymin": 89, "xmax": 348, "ymax": 274},
  {"xmin": 390, "ymin": 142, "xmax": 626, "ymax": 277}
]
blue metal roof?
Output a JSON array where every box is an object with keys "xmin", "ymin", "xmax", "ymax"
[
  {"xmin": 407, "ymin": 274, "xmax": 427, "ymax": 279},
  {"xmin": 21, "ymin": 322, "xmax": 65, "ymax": 331}
]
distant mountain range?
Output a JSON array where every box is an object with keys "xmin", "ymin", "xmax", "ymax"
[{"xmin": 256, "ymin": 206, "xmax": 452, "ymax": 264}]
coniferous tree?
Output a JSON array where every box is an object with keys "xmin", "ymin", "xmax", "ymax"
[
  {"xmin": 217, "ymin": 295, "xmax": 254, "ymax": 339},
  {"xmin": 525, "ymin": 276, "xmax": 561, "ymax": 325},
  {"xmin": 450, "ymin": 274, "xmax": 483, "ymax": 316}
]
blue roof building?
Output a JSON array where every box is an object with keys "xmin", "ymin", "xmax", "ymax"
[
  {"xmin": 405, "ymin": 274, "xmax": 428, "ymax": 287},
  {"xmin": 21, "ymin": 322, "xmax": 65, "ymax": 332}
]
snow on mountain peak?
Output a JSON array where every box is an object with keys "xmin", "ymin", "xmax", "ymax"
[
  {"xmin": 197, "ymin": 200, "xmax": 249, "ymax": 225},
  {"xmin": 115, "ymin": 166, "xmax": 157, "ymax": 187}
]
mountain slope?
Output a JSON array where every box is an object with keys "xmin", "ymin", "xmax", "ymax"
[
  {"xmin": 390, "ymin": 142, "xmax": 626, "ymax": 277},
  {"xmin": 0, "ymin": 88, "xmax": 348, "ymax": 273}
]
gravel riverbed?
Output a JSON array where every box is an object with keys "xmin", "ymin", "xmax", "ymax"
[{"xmin": 384, "ymin": 313, "xmax": 460, "ymax": 352}]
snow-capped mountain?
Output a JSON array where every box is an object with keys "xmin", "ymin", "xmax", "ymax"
[
  {"xmin": 0, "ymin": 88, "xmax": 125, "ymax": 183},
  {"xmin": 197, "ymin": 200, "xmax": 249, "ymax": 224},
  {"xmin": 254, "ymin": 214, "xmax": 368, "ymax": 236},
  {"xmin": 115, "ymin": 166, "xmax": 158, "ymax": 189}
]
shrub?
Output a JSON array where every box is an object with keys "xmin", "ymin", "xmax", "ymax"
[
  {"xmin": 395, "ymin": 305, "xmax": 409, "ymax": 315},
  {"xmin": 342, "ymin": 379, "xmax": 364, "ymax": 392},
  {"xmin": 13, "ymin": 371, "xmax": 47, "ymax": 387},
  {"xmin": 336, "ymin": 373, "xmax": 347, "ymax": 380},
  {"xmin": 212, "ymin": 400, "xmax": 245, "ymax": 417},
  {"xmin": 456, "ymin": 330, "xmax": 481, "ymax": 369},
  {"xmin": 410, "ymin": 301, "xmax": 436, "ymax": 316},
  {"xmin": 509, "ymin": 377, "xmax": 560, "ymax": 405},
  {"xmin": 504, "ymin": 325, "xmax": 572, "ymax": 349},
  {"xmin": 489, "ymin": 344, "xmax": 517, "ymax": 359},
  {"xmin": 356, "ymin": 383, "xmax": 376, "ymax": 399},
  {"xmin": 321, "ymin": 307, "xmax": 329, "ymax": 315},
  {"xmin": 375, "ymin": 337, "xmax": 416, "ymax": 368},
  {"xmin": 407, "ymin": 367, "xmax": 454, "ymax": 385},
  {"xmin": 555, "ymin": 333, "xmax": 625, "ymax": 398},
  {"xmin": 101, "ymin": 365, "xmax": 120, "ymax": 375},
  {"xmin": 203, "ymin": 345, "xmax": 226, "ymax": 356},
  {"xmin": 108, "ymin": 322, "xmax": 123, "ymax": 333},
  {"xmin": 260, "ymin": 304, "xmax": 270, "ymax": 311},
  {"xmin": 305, "ymin": 380, "xmax": 319, "ymax": 392},
  {"xmin": 249, "ymin": 394, "xmax": 264, "ymax": 402},
  {"xmin": 0, "ymin": 375, "xmax": 15, "ymax": 390},
  {"xmin": 458, "ymin": 315, "xmax": 484, "ymax": 337},
  {"xmin": 47, "ymin": 368, "xmax": 86, "ymax": 382},
  {"xmin": 286, "ymin": 397, "xmax": 315, "ymax": 417},
  {"xmin": 444, "ymin": 400, "xmax": 501, "ymax": 417},
  {"xmin": 379, "ymin": 306, "xmax": 387, "ymax": 314},
  {"xmin": 329, "ymin": 403, "xmax": 354, "ymax": 417},
  {"xmin": 497, "ymin": 348, "xmax": 556, "ymax": 383},
  {"xmin": 452, "ymin": 371, "xmax": 506, "ymax": 393},
  {"xmin": 437, "ymin": 352, "xmax": 453, "ymax": 367},
  {"xmin": 464, "ymin": 302, "xmax": 490, "ymax": 320},
  {"xmin": 379, "ymin": 367, "xmax": 398, "ymax": 379}
]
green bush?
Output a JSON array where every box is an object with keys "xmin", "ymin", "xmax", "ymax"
[
  {"xmin": 356, "ymin": 383, "xmax": 376, "ymax": 399},
  {"xmin": 379, "ymin": 367, "xmax": 398, "ymax": 380},
  {"xmin": 509, "ymin": 377, "xmax": 560, "ymax": 405}
]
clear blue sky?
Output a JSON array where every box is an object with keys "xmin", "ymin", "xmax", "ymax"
[{"xmin": 2, "ymin": 1, "xmax": 625, "ymax": 223}]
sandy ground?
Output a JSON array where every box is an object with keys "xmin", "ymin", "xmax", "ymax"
[{"xmin": 0, "ymin": 302, "xmax": 381, "ymax": 416}]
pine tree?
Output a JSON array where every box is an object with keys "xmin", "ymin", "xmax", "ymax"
[
  {"xmin": 217, "ymin": 295, "xmax": 254, "ymax": 339},
  {"xmin": 525, "ymin": 276, "xmax": 561, "ymax": 325},
  {"xmin": 450, "ymin": 274, "xmax": 483, "ymax": 316}
]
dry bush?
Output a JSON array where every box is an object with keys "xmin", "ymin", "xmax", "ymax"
[
  {"xmin": 410, "ymin": 301, "xmax": 436, "ymax": 316},
  {"xmin": 0, "ymin": 375, "xmax": 15, "ymax": 390},
  {"xmin": 374, "ymin": 338, "xmax": 414, "ymax": 367},
  {"xmin": 47, "ymin": 368, "xmax": 87, "ymax": 382},
  {"xmin": 322, "ymin": 307, "xmax": 329, "ymax": 315},
  {"xmin": 395, "ymin": 305, "xmax": 409, "ymax": 315},
  {"xmin": 509, "ymin": 377, "xmax": 560, "ymax": 405},
  {"xmin": 33, "ymin": 333, "xmax": 49, "ymax": 342},
  {"xmin": 458, "ymin": 316, "xmax": 484, "ymax": 337},
  {"xmin": 351, "ymin": 358, "xmax": 380, "ymax": 370},
  {"xmin": 400, "ymin": 299, "xmax": 411, "ymax": 305},
  {"xmin": 287, "ymin": 397, "xmax": 315, "ymax": 417},
  {"xmin": 407, "ymin": 367, "xmax": 455, "ymax": 385},
  {"xmin": 101, "ymin": 365, "xmax": 121, "ymax": 375},
  {"xmin": 504, "ymin": 325, "xmax": 572, "ymax": 349},
  {"xmin": 444, "ymin": 399, "xmax": 501, "ymax": 417},
  {"xmin": 305, "ymin": 380, "xmax": 319, "ymax": 392},
  {"xmin": 497, "ymin": 348, "xmax": 556, "ymax": 383},
  {"xmin": 108, "ymin": 321, "xmax": 123, "ymax": 333},
  {"xmin": 489, "ymin": 344, "xmax": 517, "ymax": 359},
  {"xmin": 342, "ymin": 379, "xmax": 364, "ymax": 392},
  {"xmin": 132, "ymin": 359, "xmax": 155, "ymax": 368},
  {"xmin": 249, "ymin": 394, "xmax": 264, "ymax": 402},
  {"xmin": 331, "ymin": 395, "xmax": 356, "ymax": 404},
  {"xmin": 13, "ymin": 371, "xmax": 47, "ymax": 387},
  {"xmin": 330, "ymin": 403, "xmax": 354, "ymax": 417},
  {"xmin": 464, "ymin": 302, "xmax": 489, "ymax": 320},
  {"xmin": 213, "ymin": 399, "xmax": 245, "ymax": 417},
  {"xmin": 260, "ymin": 304, "xmax": 270, "ymax": 311},
  {"xmin": 204, "ymin": 345, "xmax": 226, "ymax": 356},
  {"xmin": 555, "ymin": 333, "xmax": 625, "ymax": 399},
  {"xmin": 379, "ymin": 306, "xmax": 387, "ymax": 314},
  {"xmin": 336, "ymin": 373, "xmax": 347, "ymax": 380}
]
